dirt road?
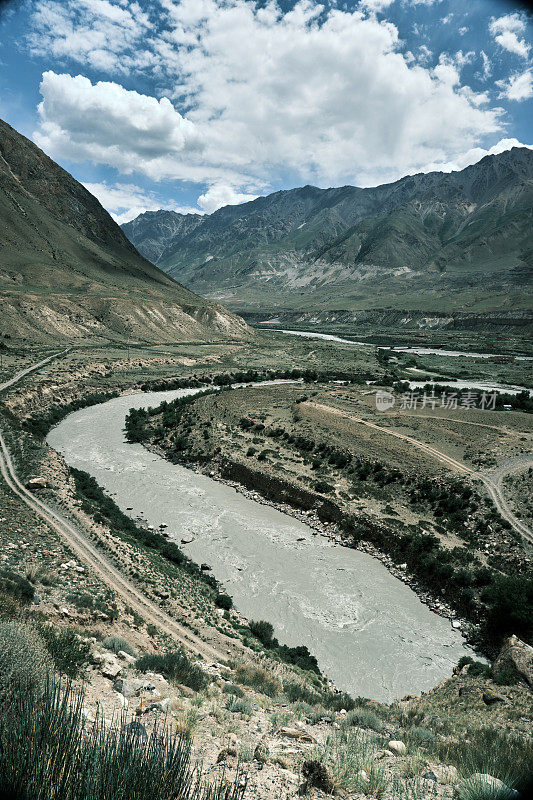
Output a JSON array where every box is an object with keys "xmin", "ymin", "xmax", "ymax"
[{"xmin": 307, "ymin": 402, "xmax": 533, "ymax": 546}]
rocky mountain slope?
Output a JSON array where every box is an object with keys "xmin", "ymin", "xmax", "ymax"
[
  {"xmin": 0, "ymin": 119, "xmax": 249, "ymax": 344},
  {"xmin": 123, "ymin": 148, "xmax": 533, "ymax": 317}
]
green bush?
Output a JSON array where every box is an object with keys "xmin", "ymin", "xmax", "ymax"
[
  {"xmin": 0, "ymin": 621, "xmax": 52, "ymax": 695},
  {"xmin": 225, "ymin": 697, "xmax": 253, "ymax": 715},
  {"xmin": 221, "ymin": 683, "xmax": 244, "ymax": 698},
  {"xmin": 0, "ymin": 570, "xmax": 34, "ymax": 603},
  {"xmin": 234, "ymin": 664, "xmax": 281, "ymax": 697},
  {"xmin": 215, "ymin": 594, "xmax": 233, "ymax": 611},
  {"xmin": 102, "ymin": 636, "xmax": 138, "ymax": 657},
  {"xmin": 38, "ymin": 626, "xmax": 91, "ymax": 679},
  {"xmin": 343, "ymin": 708, "xmax": 383, "ymax": 732},
  {"xmin": 136, "ymin": 650, "xmax": 207, "ymax": 692},
  {"xmin": 0, "ymin": 676, "xmax": 246, "ymax": 800},
  {"xmin": 249, "ymin": 619, "xmax": 274, "ymax": 647}
]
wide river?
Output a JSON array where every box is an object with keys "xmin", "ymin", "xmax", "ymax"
[{"xmin": 47, "ymin": 385, "xmax": 475, "ymax": 702}]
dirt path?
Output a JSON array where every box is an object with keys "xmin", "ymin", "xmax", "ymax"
[
  {"xmin": 0, "ymin": 357, "xmax": 239, "ymax": 662},
  {"xmin": 306, "ymin": 402, "xmax": 533, "ymax": 546},
  {"xmin": 0, "ymin": 350, "xmax": 68, "ymax": 392}
]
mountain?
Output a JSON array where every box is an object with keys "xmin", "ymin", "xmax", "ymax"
[
  {"xmin": 0, "ymin": 119, "xmax": 249, "ymax": 344},
  {"xmin": 123, "ymin": 148, "xmax": 533, "ymax": 317}
]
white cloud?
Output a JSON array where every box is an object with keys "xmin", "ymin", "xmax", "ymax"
[
  {"xmin": 359, "ymin": 0, "xmax": 395, "ymax": 13},
  {"xmin": 477, "ymin": 50, "xmax": 492, "ymax": 81},
  {"xmin": 197, "ymin": 184, "xmax": 259, "ymax": 214},
  {"xmin": 418, "ymin": 138, "xmax": 533, "ymax": 174},
  {"xmin": 82, "ymin": 180, "xmax": 200, "ymax": 224},
  {"xmin": 33, "ymin": 0, "xmax": 504, "ymax": 191},
  {"xmin": 36, "ymin": 71, "xmax": 206, "ymax": 179},
  {"xmin": 497, "ymin": 69, "xmax": 533, "ymax": 102},
  {"xmin": 489, "ymin": 13, "xmax": 531, "ymax": 58}
]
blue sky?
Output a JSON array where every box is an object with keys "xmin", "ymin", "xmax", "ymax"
[{"xmin": 0, "ymin": 0, "xmax": 531, "ymax": 222}]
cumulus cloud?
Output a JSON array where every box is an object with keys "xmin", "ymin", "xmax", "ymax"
[
  {"xmin": 82, "ymin": 180, "xmax": 200, "ymax": 224},
  {"xmin": 36, "ymin": 71, "xmax": 206, "ymax": 179},
  {"xmin": 497, "ymin": 69, "xmax": 533, "ymax": 102},
  {"xmin": 489, "ymin": 13, "xmax": 531, "ymax": 58},
  {"xmin": 418, "ymin": 137, "xmax": 533, "ymax": 174},
  {"xmin": 33, "ymin": 0, "xmax": 504, "ymax": 191},
  {"xmin": 197, "ymin": 184, "xmax": 259, "ymax": 214}
]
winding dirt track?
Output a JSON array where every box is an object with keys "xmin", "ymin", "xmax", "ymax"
[
  {"xmin": 307, "ymin": 402, "xmax": 533, "ymax": 547},
  {"xmin": 0, "ymin": 357, "xmax": 233, "ymax": 662}
]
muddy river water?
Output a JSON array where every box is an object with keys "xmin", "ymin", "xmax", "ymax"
[{"xmin": 47, "ymin": 385, "xmax": 476, "ymax": 702}]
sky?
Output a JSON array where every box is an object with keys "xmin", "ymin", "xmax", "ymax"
[{"xmin": 0, "ymin": 0, "xmax": 532, "ymax": 223}]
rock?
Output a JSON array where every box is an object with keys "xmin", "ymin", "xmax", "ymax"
[
  {"xmin": 424, "ymin": 764, "xmax": 458, "ymax": 785},
  {"xmin": 26, "ymin": 477, "xmax": 47, "ymax": 490},
  {"xmin": 113, "ymin": 678, "xmax": 144, "ymax": 697},
  {"xmin": 458, "ymin": 686, "xmax": 478, "ymax": 697},
  {"xmin": 277, "ymin": 726, "xmax": 316, "ymax": 743},
  {"xmin": 216, "ymin": 747, "xmax": 237, "ymax": 764},
  {"xmin": 451, "ymin": 620, "xmax": 461, "ymax": 629},
  {"xmin": 113, "ymin": 691, "xmax": 128, "ymax": 709},
  {"xmin": 117, "ymin": 650, "xmax": 136, "ymax": 664},
  {"xmin": 482, "ymin": 690, "xmax": 508, "ymax": 706},
  {"xmin": 124, "ymin": 722, "xmax": 148, "ymax": 740},
  {"xmin": 147, "ymin": 697, "xmax": 171, "ymax": 713},
  {"xmin": 301, "ymin": 760, "xmax": 335, "ymax": 793},
  {"xmin": 459, "ymin": 774, "xmax": 519, "ymax": 798},
  {"xmin": 254, "ymin": 740, "xmax": 270, "ymax": 764},
  {"xmin": 388, "ymin": 740, "xmax": 407, "ymax": 756},
  {"xmin": 32, "ymin": 594, "xmax": 41, "ymax": 605},
  {"xmin": 101, "ymin": 661, "xmax": 122, "ymax": 680},
  {"xmin": 492, "ymin": 635, "xmax": 533, "ymax": 687}
]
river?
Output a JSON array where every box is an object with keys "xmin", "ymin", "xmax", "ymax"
[
  {"xmin": 262, "ymin": 327, "xmax": 532, "ymax": 362},
  {"xmin": 47, "ymin": 385, "xmax": 475, "ymax": 703}
]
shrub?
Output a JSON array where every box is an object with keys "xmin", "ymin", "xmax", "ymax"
[
  {"xmin": 0, "ymin": 621, "xmax": 52, "ymax": 695},
  {"xmin": 249, "ymin": 619, "xmax": 274, "ymax": 647},
  {"xmin": 0, "ymin": 676, "xmax": 246, "ymax": 800},
  {"xmin": 102, "ymin": 636, "xmax": 138, "ymax": 657},
  {"xmin": 225, "ymin": 697, "xmax": 252, "ymax": 715},
  {"xmin": 343, "ymin": 708, "xmax": 383, "ymax": 732},
  {"xmin": 234, "ymin": 664, "xmax": 281, "ymax": 697},
  {"xmin": 38, "ymin": 626, "xmax": 91, "ymax": 679},
  {"xmin": 215, "ymin": 594, "xmax": 233, "ymax": 611},
  {"xmin": 0, "ymin": 570, "xmax": 34, "ymax": 603},
  {"xmin": 439, "ymin": 727, "xmax": 533, "ymax": 792},
  {"xmin": 136, "ymin": 650, "xmax": 207, "ymax": 692},
  {"xmin": 221, "ymin": 683, "xmax": 244, "ymax": 698},
  {"xmin": 492, "ymin": 666, "xmax": 520, "ymax": 686}
]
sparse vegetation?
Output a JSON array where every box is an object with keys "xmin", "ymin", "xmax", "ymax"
[{"xmin": 136, "ymin": 649, "xmax": 208, "ymax": 692}]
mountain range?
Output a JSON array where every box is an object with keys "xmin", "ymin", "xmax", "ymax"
[
  {"xmin": 0, "ymin": 119, "xmax": 248, "ymax": 344},
  {"xmin": 123, "ymin": 148, "xmax": 533, "ymax": 318}
]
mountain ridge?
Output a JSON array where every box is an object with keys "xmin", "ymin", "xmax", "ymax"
[
  {"xmin": 0, "ymin": 118, "xmax": 249, "ymax": 344},
  {"xmin": 122, "ymin": 147, "xmax": 533, "ymax": 315}
]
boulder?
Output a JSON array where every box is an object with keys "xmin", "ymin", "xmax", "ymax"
[
  {"xmin": 26, "ymin": 477, "xmax": 47, "ymax": 490},
  {"xmin": 101, "ymin": 660, "xmax": 122, "ymax": 680},
  {"xmin": 216, "ymin": 747, "xmax": 237, "ymax": 764},
  {"xmin": 388, "ymin": 740, "xmax": 407, "ymax": 756},
  {"xmin": 458, "ymin": 774, "xmax": 519, "ymax": 798},
  {"xmin": 482, "ymin": 690, "xmax": 508, "ymax": 706},
  {"xmin": 277, "ymin": 726, "xmax": 316, "ymax": 743},
  {"xmin": 113, "ymin": 678, "xmax": 145, "ymax": 697},
  {"xmin": 492, "ymin": 635, "xmax": 533, "ymax": 688},
  {"xmin": 123, "ymin": 721, "xmax": 148, "ymax": 740},
  {"xmin": 117, "ymin": 651, "xmax": 136, "ymax": 664}
]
